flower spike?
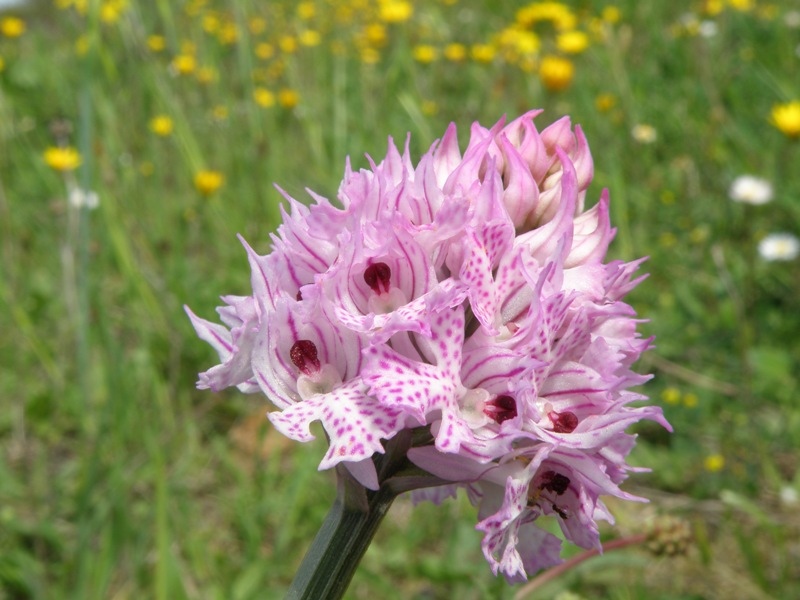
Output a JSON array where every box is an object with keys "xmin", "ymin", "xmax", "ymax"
[{"xmin": 187, "ymin": 109, "xmax": 669, "ymax": 582}]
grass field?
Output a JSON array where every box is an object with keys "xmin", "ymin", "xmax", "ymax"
[{"xmin": 1, "ymin": 0, "xmax": 799, "ymax": 598}]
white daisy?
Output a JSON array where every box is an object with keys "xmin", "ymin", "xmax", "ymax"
[
  {"xmin": 69, "ymin": 187, "xmax": 100, "ymax": 210},
  {"xmin": 780, "ymin": 486, "xmax": 799, "ymax": 507},
  {"xmin": 698, "ymin": 21, "xmax": 718, "ymax": 38},
  {"xmin": 729, "ymin": 175, "xmax": 773, "ymax": 205},
  {"xmin": 631, "ymin": 124, "xmax": 657, "ymax": 144},
  {"xmin": 758, "ymin": 233, "xmax": 800, "ymax": 261}
]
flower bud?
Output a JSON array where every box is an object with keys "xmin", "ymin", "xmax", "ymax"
[{"xmin": 646, "ymin": 515, "xmax": 693, "ymax": 557}]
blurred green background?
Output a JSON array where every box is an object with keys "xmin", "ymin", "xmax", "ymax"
[{"xmin": 1, "ymin": 0, "xmax": 799, "ymax": 598}]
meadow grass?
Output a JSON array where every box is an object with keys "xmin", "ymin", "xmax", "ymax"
[{"xmin": 1, "ymin": 1, "xmax": 799, "ymax": 598}]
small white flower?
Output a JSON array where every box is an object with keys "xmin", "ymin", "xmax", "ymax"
[
  {"xmin": 631, "ymin": 124, "xmax": 657, "ymax": 144},
  {"xmin": 69, "ymin": 187, "xmax": 100, "ymax": 210},
  {"xmin": 678, "ymin": 12, "xmax": 699, "ymax": 28},
  {"xmin": 118, "ymin": 152, "xmax": 133, "ymax": 167},
  {"xmin": 758, "ymin": 233, "xmax": 800, "ymax": 262},
  {"xmin": 780, "ymin": 486, "xmax": 799, "ymax": 507},
  {"xmin": 785, "ymin": 10, "xmax": 800, "ymax": 28},
  {"xmin": 729, "ymin": 175, "xmax": 773, "ymax": 205},
  {"xmin": 698, "ymin": 20, "xmax": 718, "ymax": 38},
  {"xmin": 0, "ymin": 0, "xmax": 27, "ymax": 10}
]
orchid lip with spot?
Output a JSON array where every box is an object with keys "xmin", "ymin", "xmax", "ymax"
[{"xmin": 186, "ymin": 109, "xmax": 670, "ymax": 581}]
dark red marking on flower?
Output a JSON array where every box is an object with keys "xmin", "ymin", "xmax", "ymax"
[
  {"xmin": 551, "ymin": 504, "xmax": 568, "ymax": 519},
  {"xmin": 363, "ymin": 262, "xmax": 392, "ymax": 294},
  {"xmin": 549, "ymin": 410, "xmax": 578, "ymax": 433},
  {"xmin": 483, "ymin": 395, "xmax": 517, "ymax": 423},
  {"xmin": 290, "ymin": 340, "xmax": 320, "ymax": 375},
  {"xmin": 540, "ymin": 470, "xmax": 570, "ymax": 496},
  {"xmin": 296, "ymin": 290, "xmax": 303, "ymax": 301}
]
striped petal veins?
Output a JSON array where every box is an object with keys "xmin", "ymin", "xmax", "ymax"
[{"xmin": 186, "ymin": 109, "xmax": 671, "ymax": 582}]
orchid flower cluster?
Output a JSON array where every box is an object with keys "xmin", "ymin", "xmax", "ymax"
[{"xmin": 187, "ymin": 110, "xmax": 670, "ymax": 582}]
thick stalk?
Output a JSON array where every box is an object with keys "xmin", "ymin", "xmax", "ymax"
[
  {"xmin": 285, "ymin": 429, "xmax": 444, "ymax": 600},
  {"xmin": 286, "ymin": 469, "xmax": 397, "ymax": 600}
]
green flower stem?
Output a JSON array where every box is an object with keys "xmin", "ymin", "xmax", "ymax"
[
  {"xmin": 286, "ymin": 429, "xmax": 445, "ymax": 600},
  {"xmin": 512, "ymin": 533, "xmax": 649, "ymax": 600},
  {"xmin": 285, "ymin": 467, "xmax": 398, "ymax": 600}
]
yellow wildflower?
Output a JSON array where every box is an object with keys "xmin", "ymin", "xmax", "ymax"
[
  {"xmin": 518, "ymin": 56, "xmax": 537, "ymax": 73},
  {"xmin": 147, "ymin": 35, "xmax": 166, "ymax": 52},
  {"xmin": 44, "ymin": 147, "xmax": 82, "ymax": 171},
  {"xmin": 770, "ymin": 101, "xmax": 800, "ymax": 138},
  {"xmin": 74, "ymin": 35, "xmax": 90, "ymax": 56},
  {"xmin": 100, "ymin": 0, "xmax": 128, "ymax": 25},
  {"xmin": 202, "ymin": 13, "xmax": 221, "ymax": 34},
  {"xmin": 587, "ymin": 17, "xmax": 608, "ymax": 40},
  {"xmin": 251, "ymin": 67, "xmax": 269, "ymax": 83},
  {"xmin": 538, "ymin": 55, "xmax": 574, "ymax": 91},
  {"xmin": 470, "ymin": 43, "xmax": 496, "ymax": 63},
  {"xmin": 676, "ymin": 14, "xmax": 701, "ymax": 37},
  {"xmin": 194, "ymin": 170, "xmax": 224, "ymax": 195},
  {"xmin": 595, "ymin": 93, "xmax": 616, "ymax": 112},
  {"xmin": 364, "ymin": 23, "xmax": 387, "ymax": 46},
  {"xmin": 139, "ymin": 161, "xmax": 154, "ymax": 176},
  {"xmin": 211, "ymin": 105, "xmax": 228, "ymax": 121},
  {"xmin": 279, "ymin": 88, "xmax": 300, "ymax": 108},
  {"xmin": 689, "ymin": 225, "xmax": 710, "ymax": 244},
  {"xmin": 727, "ymin": 0, "xmax": 754, "ymax": 12},
  {"xmin": 703, "ymin": 454, "xmax": 725, "ymax": 472},
  {"xmin": 412, "ymin": 44, "xmax": 438, "ymax": 64},
  {"xmin": 601, "ymin": 6, "xmax": 621, "ymax": 23},
  {"xmin": 268, "ymin": 60, "xmax": 284, "ymax": 79},
  {"xmin": 255, "ymin": 42, "xmax": 274, "ymax": 60},
  {"xmin": 196, "ymin": 66, "xmax": 217, "ymax": 84},
  {"xmin": 334, "ymin": 5, "xmax": 354, "ymax": 23},
  {"xmin": 660, "ymin": 387, "xmax": 681, "ymax": 405},
  {"xmin": 253, "ymin": 87, "xmax": 275, "ymax": 108},
  {"xmin": 516, "ymin": 2, "xmax": 576, "ymax": 31},
  {"xmin": 149, "ymin": 115, "xmax": 174, "ymax": 136},
  {"xmin": 556, "ymin": 30, "xmax": 589, "ymax": 54},
  {"xmin": 330, "ymin": 40, "xmax": 346, "ymax": 56},
  {"xmin": 682, "ymin": 393, "xmax": 698, "ymax": 408},
  {"xmin": 184, "ymin": 0, "xmax": 206, "ymax": 17},
  {"xmin": 514, "ymin": 30, "xmax": 540, "ymax": 55},
  {"xmin": 496, "ymin": 27, "xmax": 540, "ymax": 58},
  {"xmin": 172, "ymin": 54, "xmax": 196, "ymax": 75},
  {"xmin": 299, "ymin": 30, "xmax": 321, "ymax": 47},
  {"xmin": 703, "ymin": 0, "xmax": 724, "ymax": 15},
  {"xmin": 756, "ymin": 4, "xmax": 777, "ymax": 20},
  {"xmin": 297, "ymin": 2, "xmax": 316, "ymax": 19},
  {"xmin": 421, "ymin": 100, "xmax": 438, "ymax": 116},
  {"xmin": 0, "ymin": 16, "xmax": 26, "ymax": 38},
  {"xmin": 379, "ymin": 0, "xmax": 413, "ymax": 23},
  {"xmin": 659, "ymin": 232, "xmax": 677, "ymax": 248},
  {"xmin": 360, "ymin": 48, "xmax": 380, "ymax": 64},
  {"xmin": 248, "ymin": 17, "xmax": 267, "ymax": 35},
  {"xmin": 279, "ymin": 35, "xmax": 297, "ymax": 53},
  {"xmin": 218, "ymin": 22, "xmax": 239, "ymax": 45},
  {"xmin": 443, "ymin": 43, "xmax": 467, "ymax": 62}
]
